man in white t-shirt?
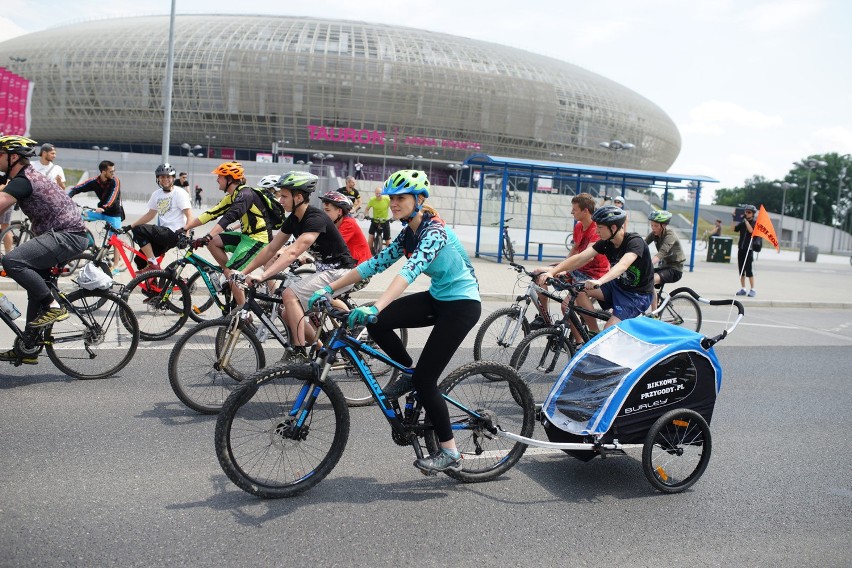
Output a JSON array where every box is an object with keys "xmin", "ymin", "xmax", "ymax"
[
  {"xmin": 123, "ymin": 163, "xmax": 193, "ymax": 271},
  {"xmin": 31, "ymin": 143, "xmax": 66, "ymax": 189}
]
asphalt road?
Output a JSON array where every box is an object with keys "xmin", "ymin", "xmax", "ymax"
[{"xmin": 1, "ymin": 306, "xmax": 851, "ymax": 567}]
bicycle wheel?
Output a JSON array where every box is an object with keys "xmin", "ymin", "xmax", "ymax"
[
  {"xmin": 168, "ymin": 318, "xmax": 266, "ymax": 414},
  {"xmin": 502, "ymin": 233, "xmax": 515, "ymax": 263},
  {"xmin": 215, "ymin": 364, "xmax": 350, "ymax": 498},
  {"xmin": 642, "ymin": 409, "xmax": 712, "ymax": 493},
  {"xmin": 0, "ymin": 222, "xmax": 33, "ymax": 254},
  {"xmin": 564, "ymin": 234, "xmax": 574, "ymax": 251},
  {"xmin": 61, "ymin": 229, "xmax": 97, "ymax": 276},
  {"xmin": 660, "ymin": 293, "xmax": 702, "ymax": 333},
  {"xmin": 424, "ymin": 361, "xmax": 534, "ymax": 482},
  {"xmin": 45, "ymin": 289, "xmax": 140, "ymax": 380},
  {"xmin": 183, "ymin": 269, "xmax": 232, "ymax": 322},
  {"xmin": 121, "ymin": 269, "xmax": 190, "ymax": 341},
  {"xmin": 694, "ymin": 238, "xmax": 707, "ymax": 252},
  {"xmin": 473, "ymin": 306, "xmax": 531, "ymax": 368},
  {"xmin": 509, "ymin": 327, "xmax": 576, "ymax": 408}
]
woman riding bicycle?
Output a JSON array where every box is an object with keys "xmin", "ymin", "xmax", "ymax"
[
  {"xmin": 319, "ymin": 191, "xmax": 371, "ymax": 265},
  {"xmin": 309, "ymin": 170, "xmax": 481, "ymax": 473}
]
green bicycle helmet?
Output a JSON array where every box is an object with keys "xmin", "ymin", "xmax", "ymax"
[
  {"xmin": 276, "ymin": 171, "xmax": 318, "ymax": 193},
  {"xmin": 648, "ymin": 209, "xmax": 673, "ymax": 224},
  {"xmin": 382, "ymin": 170, "xmax": 430, "ymax": 221}
]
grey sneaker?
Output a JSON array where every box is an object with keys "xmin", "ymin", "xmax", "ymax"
[
  {"xmin": 414, "ymin": 449, "xmax": 462, "ymax": 473},
  {"xmin": 383, "ymin": 372, "xmax": 414, "ymax": 399},
  {"xmin": 735, "ymin": 288, "xmax": 747, "ymax": 296},
  {"xmin": 747, "ymin": 289, "xmax": 756, "ymax": 297}
]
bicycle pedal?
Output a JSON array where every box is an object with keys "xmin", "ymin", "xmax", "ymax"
[{"xmin": 417, "ymin": 466, "xmax": 438, "ymax": 477}]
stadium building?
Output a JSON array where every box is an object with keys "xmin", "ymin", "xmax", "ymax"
[{"xmin": 0, "ymin": 15, "xmax": 681, "ymax": 184}]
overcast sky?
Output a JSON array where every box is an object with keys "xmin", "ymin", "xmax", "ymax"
[{"xmin": 3, "ymin": 0, "xmax": 851, "ymax": 197}]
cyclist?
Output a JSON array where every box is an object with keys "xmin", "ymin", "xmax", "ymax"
[
  {"xmin": 613, "ymin": 194, "xmax": 629, "ymax": 231},
  {"xmin": 537, "ymin": 205, "xmax": 653, "ymax": 329},
  {"xmin": 236, "ymin": 172, "xmax": 356, "ymax": 362},
  {"xmin": 0, "ymin": 136, "xmax": 89, "ymax": 360},
  {"xmin": 710, "ymin": 218, "xmax": 723, "ymax": 237},
  {"xmin": 363, "ymin": 186, "xmax": 391, "ymax": 253},
  {"xmin": 534, "ymin": 192, "xmax": 610, "ymax": 336},
  {"xmin": 309, "ymin": 170, "xmax": 481, "ymax": 474},
  {"xmin": 319, "ymin": 191, "xmax": 370, "ymax": 264},
  {"xmin": 645, "ymin": 209, "xmax": 685, "ymax": 310},
  {"xmin": 123, "ymin": 163, "xmax": 193, "ymax": 272},
  {"xmin": 338, "ymin": 176, "xmax": 362, "ymax": 216},
  {"xmin": 182, "ymin": 162, "xmax": 273, "ymax": 307},
  {"xmin": 67, "ymin": 160, "xmax": 124, "ymax": 274}
]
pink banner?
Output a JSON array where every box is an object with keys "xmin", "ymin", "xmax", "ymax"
[{"xmin": 0, "ymin": 67, "xmax": 33, "ymax": 136}]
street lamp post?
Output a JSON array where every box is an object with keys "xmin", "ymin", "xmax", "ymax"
[
  {"xmin": 831, "ymin": 158, "xmax": 849, "ymax": 254},
  {"xmin": 381, "ymin": 138, "xmax": 395, "ymax": 181},
  {"xmin": 204, "ymin": 135, "xmax": 216, "ymax": 158},
  {"xmin": 794, "ymin": 159, "xmax": 828, "ymax": 261},
  {"xmin": 272, "ymin": 139, "xmax": 290, "ymax": 163},
  {"xmin": 312, "ymin": 152, "xmax": 334, "ymax": 177},
  {"xmin": 405, "ymin": 154, "xmax": 423, "ymax": 169},
  {"xmin": 599, "ymin": 139, "xmax": 634, "ymax": 198},
  {"xmin": 448, "ymin": 163, "xmax": 469, "ymax": 227},
  {"xmin": 181, "ymin": 143, "xmax": 203, "ymax": 189},
  {"xmin": 426, "ymin": 151, "xmax": 439, "ymax": 177},
  {"xmin": 772, "ymin": 182, "xmax": 798, "ymax": 251},
  {"xmin": 92, "ymin": 145, "xmax": 109, "ymax": 163}
]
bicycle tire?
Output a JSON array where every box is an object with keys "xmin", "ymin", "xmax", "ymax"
[
  {"xmin": 424, "ymin": 361, "xmax": 534, "ymax": 482},
  {"xmin": 215, "ymin": 363, "xmax": 350, "ymax": 498},
  {"xmin": 642, "ymin": 408, "xmax": 712, "ymax": 493},
  {"xmin": 473, "ymin": 306, "xmax": 531, "ymax": 368},
  {"xmin": 183, "ymin": 268, "xmax": 232, "ymax": 322},
  {"xmin": 564, "ymin": 234, "xmax": 574, "ymax": 251},
  {"xmin": 502, "ymin": 232, "xmax": 515, "ymax": 263},
  {"xmin": 168, "ymin": 318, "xmax": 266, "ymax": 414},
  {"xmin": 694, "ymin": 239, "xmax": 707, "ymax": 252},
  {"xmin": 509, "ymin": 327, "xmax": 576, "ymax": 408},
  {"xmin": 0, "ymin": 222, "xmax": 33, "ymax": 254},
  {"xmin": 660, "ymin": 294, "xmax": 702, "ymax": 333},
  {"xmin": 121, "ymin": 269, "xmax": 191, "ymax": 341},
  {"xmin": 45, "ymin": 288, "xmax": 140, "ymax": 380}
]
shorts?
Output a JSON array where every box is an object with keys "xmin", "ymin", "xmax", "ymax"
[
  {"xmin": 600, "ymin": 280, "xmax": 653, "ymax": 321},
  {"xmin": 218, "ymin": 231, "xmax": 265, "ymax": 270},
  {"xmin": 287, "ymin": 267, "xmax": 353, "ymax": 309},
  {"xmin": 83, "ymin": 210, "xmax": 122, "ymax": 231},
  {"xmin": 563, "ymin": 268, "xmax": 596, "ymax": 283},
  {"xmin": 737, "ymin": 248, "xmax": 754, "ymax": 278},
  {"xmin": 654, "ymin": 267, "xmax": 683, "ymax": 284},
  {"xmin": 369, "ymin": 220, "xmax": 391, "ymax": 240}
]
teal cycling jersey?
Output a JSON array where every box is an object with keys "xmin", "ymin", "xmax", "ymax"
[{"xmin": 356, "ymin": 213, "xmax": 480, "ymax": 302}]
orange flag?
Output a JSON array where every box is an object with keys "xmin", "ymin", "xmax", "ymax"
[{"xmin": 753, "ymin": 205, "xmax": 779, "ymax": 251}]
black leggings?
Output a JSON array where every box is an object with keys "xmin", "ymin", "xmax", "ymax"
[{"xmin": 367, "ymin": 291, "xmax": 481, "ymax": 443}]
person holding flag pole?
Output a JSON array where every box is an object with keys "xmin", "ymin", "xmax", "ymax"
[{"xmin": 733, "ymin": 204, "xmax": 779, "ymax": 298}]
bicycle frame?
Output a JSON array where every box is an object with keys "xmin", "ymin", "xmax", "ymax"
[
  {"xmin": 84, "ymin": 218, "xmax": 158, "ymax": 278},
  {"xmin": 170, "ymin": 249, "xmax": 229, "ymax": 316}
]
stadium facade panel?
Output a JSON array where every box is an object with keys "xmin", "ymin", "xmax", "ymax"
[{"xmin": 0, "ymin": 15, "xmax": 680, "ymax": 172}]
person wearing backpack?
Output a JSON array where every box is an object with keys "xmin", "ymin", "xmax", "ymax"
[{"xmin": 181, "ymin": 161, "xmax": 272, "ymax": 306}]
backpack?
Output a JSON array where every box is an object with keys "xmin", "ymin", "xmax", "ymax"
[
  {"xmin": 250, "ymin": 186, "xmax": 286, "ymax": 230},
  {"xmin": 752, "ymin": 236, "xmax": 763, "ymax": 252}
]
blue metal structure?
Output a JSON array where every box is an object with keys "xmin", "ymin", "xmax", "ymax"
[{"xmin": 464, "ymin": 154, "xmax": 719, "ymax": 272}]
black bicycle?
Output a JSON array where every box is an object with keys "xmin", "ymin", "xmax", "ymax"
[
  {"xmin": 0, "ymin": 264, "xmax": 139, "ymax": 379},
  {"xmin": 214, "ymin": 295, "xmax": 535, "ymax": 499},
  {"xmin": 492, "ymin": 218, "xmax": 515, "ymax": 263},
  {"xmin": 167, "ymin": 271, "xmax": 408, "ymax": 413},
  {"xmin": 365, "ymin": 216, "xmax": 390, "ymax": 257}
]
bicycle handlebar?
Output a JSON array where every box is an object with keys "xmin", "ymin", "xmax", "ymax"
[{"xmin": 668, "ymin": 286, "xmax": 745, "ymax": 349}]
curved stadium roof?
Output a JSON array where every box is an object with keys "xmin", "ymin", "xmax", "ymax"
[{"xmin": 0, "ymin": 15, "xmax": 681, "ymax": 170}]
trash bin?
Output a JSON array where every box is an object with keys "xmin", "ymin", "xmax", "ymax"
[
  {"xmin": 707, "ymin": 236, "xmax": 733, "ymax": 263},
  {"xmin": 804, "ymin": 245, "xmax": 819, "ymax": 262}
]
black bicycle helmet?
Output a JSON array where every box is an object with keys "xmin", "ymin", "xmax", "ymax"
[
  {"xmin": 155, "ymin": 163, "xmax": 176, "ymax": 177},
  {"xmin": 591, "ymin": 205, "xmax": 627, "ymax": 229}
]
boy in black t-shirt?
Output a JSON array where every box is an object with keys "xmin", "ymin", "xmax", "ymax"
[
  {"xmin": 236, "ymin": 171, "xmax": 355, "ymax": 360},
  {"xmin": 537, "ymin": 205, "xmax": 653, "ymax": 329}
]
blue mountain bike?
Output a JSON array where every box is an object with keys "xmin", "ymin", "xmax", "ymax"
[{"xmin": 214, "ymin": 295, "xmax": 535, "ymax": 499}]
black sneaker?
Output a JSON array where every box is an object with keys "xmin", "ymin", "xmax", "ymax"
[
  {"xmin": 414, "ymin": 449, "xmax": 462, "ymax": 473},
  {"xmin": 383, "ymin": 372, "xmax": 415, "ymax": 399},
  {"xmin": 529, "ymin": 315, "xmax": 547, "ymax": 330}
]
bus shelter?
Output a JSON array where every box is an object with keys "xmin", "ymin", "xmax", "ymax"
[{"xmin": 464, "ymin": 154, "xmax": 719, "ymax": 272}]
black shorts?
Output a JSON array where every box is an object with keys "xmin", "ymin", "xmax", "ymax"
[
  {"xmin": 654, "ymin": 267, "xmax": 683, "ymax": 284},
  {"xmin": 369, "ymin": 220, "xmax": 391, "ymax": 240}
]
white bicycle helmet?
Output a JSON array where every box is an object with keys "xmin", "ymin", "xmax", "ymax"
[{"xmin": 257, "ymin": 175, "xmax": 280, "ymax": 189}]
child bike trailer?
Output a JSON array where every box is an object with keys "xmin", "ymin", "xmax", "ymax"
[{"xmin": 534, "ymin": 291, "xmax": 744, "ymax": 492}]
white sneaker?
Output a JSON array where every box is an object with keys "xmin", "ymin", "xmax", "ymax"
[{"xmin": 747, "ymin": 289, "xmax": 756, "ymax": 297}]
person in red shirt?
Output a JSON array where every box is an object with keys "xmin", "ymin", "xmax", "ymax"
[
  {"xmin": 319, "ymin": 191, "xmax": 371, "ymax": 265},
  {"xmin": 534, "ymin": 192, "xmax": 610, "ymax": 336}
]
